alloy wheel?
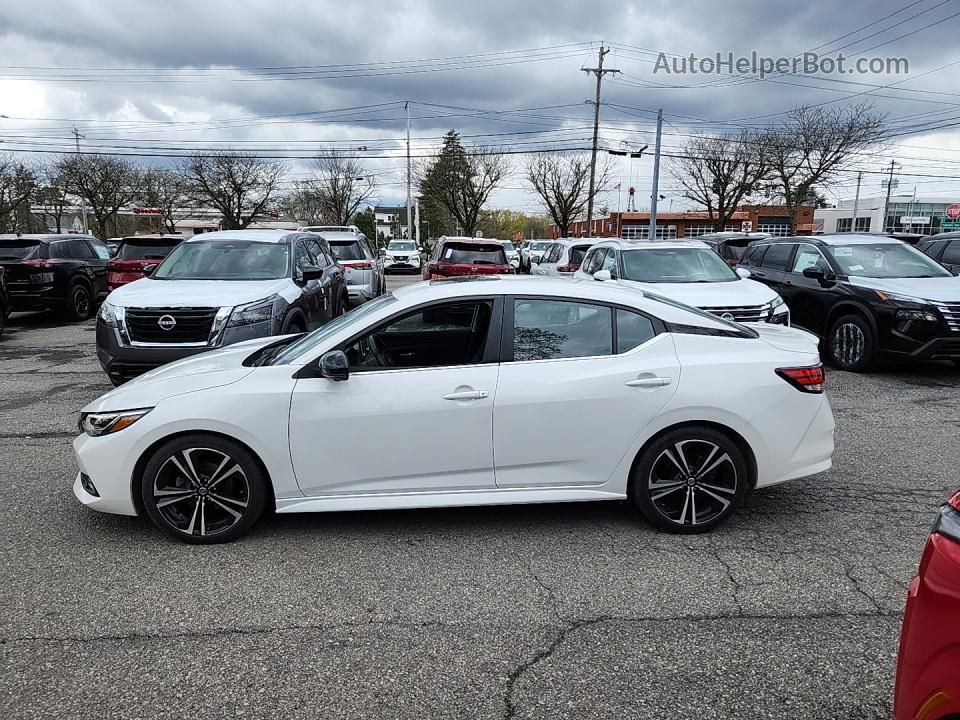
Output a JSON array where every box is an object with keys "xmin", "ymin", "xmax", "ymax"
[
  {"xmin": 647, "ymin": 440, "xmax": 738, "ymax": 527},
  {"xmin": 151, "ymin": 447, "xmax": 250, "ymax": 538},
  {"xmin": 73, "ymin": 287, "xmax": 91, "ymax": 318},
  {"xmin": 831, "ymin": 322, "xmax": 865, "ymax": 367}
]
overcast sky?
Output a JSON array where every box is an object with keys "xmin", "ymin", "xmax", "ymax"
[{"xmin": 2, "ymin": 0, "xmax": 960, "ymax": 214}]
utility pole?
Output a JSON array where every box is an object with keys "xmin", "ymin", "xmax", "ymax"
[
  {"xmin": 414, "ymin": 197, "xmax": 421, "ymax": 247},
  {"xmin": 72, "ymin": 126, "xmax": 89, "ymax": 235},
  {"xmin": 405, "ymin": 101, "xmax": 413, "ymax": 242},
  {"xmin": 883, "ymin": 159, "xmax": 899, "ymax": 233},
  {"xmin": 647, "ymin": 109, "xmax": 663, "ymax": 241},
  {"xmin": 851, "ymin": 171, "xmax": 862, "ymax": 231},
  {"xmin": 582, "ymin": 45, "xmax": 619, "ymax": 237}
]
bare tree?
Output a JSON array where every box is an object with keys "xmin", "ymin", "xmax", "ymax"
[
  {"xmin": 180, "ymin": 152, "xmax": 284, "ymax": 230},
  {"xmin": 762, "ymin": 104, "xmax": 886, "ymax": 231},
  {"xmin": 140, "ymin": 167, "xmax": 190, "ymax": 233},
  {"xmin": 527, "ymin": 152, "xmax": 609, "ymax": 237},
  {"xmin": 280, "ymin": 182, "xmax": 325, "ymax": 226},
  {"xmin": 670, "ymin": 131, "xmax": 769, "ymax": 231},
  {"xmin": 308, "ymin": 152, "xmax": 377, "ymax": 225},
  {"xmin": 0, "ymin": 154, "xmax": 38, "ymax": 233},
  {"xmin": 33, "ymin": 159, "xmax": 72, "ymax": 233},
  {"xmin": 418, "ymin": 130, "xmax": 509, "ymax": 237},
  {"xmin": 58, "ymin": 153, "xmax": 141, "ymax": 239}
]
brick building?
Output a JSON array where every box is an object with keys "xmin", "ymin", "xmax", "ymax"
[{"xmin": 553, "ymin": 204, "xmax": 816, "ymax": 239}]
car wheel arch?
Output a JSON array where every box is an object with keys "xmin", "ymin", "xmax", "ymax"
[
  {"xmin": 130, "ymin": 430, "xmax": 276, "ymax": 516},
  {"xmin": 282, "ymin": 308, "xmax": 307, "ymax": 332},
  {"xmin": 825, "ymin": 301, "xmax": 878, "ymax": 337},
  {"xmin": 626, "ymin": 420, "xmax": 759, "ymax": 499}
]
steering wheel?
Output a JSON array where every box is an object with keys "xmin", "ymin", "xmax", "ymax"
[{"xmin": 365, "ymin": 333, "xmax": 393, "ymax": 367}]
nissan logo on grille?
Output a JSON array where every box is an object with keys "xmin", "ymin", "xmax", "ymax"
[
  {"xmin": 157, "ymin": 314, "xmax": 177, "ymax": 331},
  {"xmin": 721, "ymin": 312, "xmax": 735, "ymax": 322}
]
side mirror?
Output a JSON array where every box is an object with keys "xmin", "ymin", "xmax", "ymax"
[
  {"xmin": 735, "ymin": 267, "xmax": 751, "ymax": 279},
  {"xmin": 301, "ymin": 265, "xmax": 324, "ymax": 283},
  {"xmin": 142, "ymin": 264, "xmax": 158, "ymax": 276},
  {"xmin": 802, "ymin": 266, "xmax": 824, "ymax": 280},
  {"xmin": 593, "ymin": 269, "xmax": 612, "ymax": 282},
  {"xmin": 319, "ymin": 350, "xmax": 349, "ymax": 381}
]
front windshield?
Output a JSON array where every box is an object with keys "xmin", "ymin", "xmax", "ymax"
[
  {"xmin": 153, "ymin": 240, "xmax": 289, "ymax": 281},
  {"xmin": 271, "ymin": 293, "xmax": 398, "ymax": 364},
  {"xmin": 500, "ymin": 241, "xmax": 516, "ymax": 252},
  {"xmin": 388, "ymin": 242, "xmax": 417, "ymax": 252},
  {"xmin": 621, "ymin": 247, "xmax": 738, "ymax": 283},
  {"xmin": 827, "ymin": 243, "xmax": 951, "ymax": 279}
]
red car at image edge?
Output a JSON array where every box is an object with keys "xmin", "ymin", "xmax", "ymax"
[
  {"xmin": 106, "ymin": 234, "xmax": 184, "ymax": 292},
  {"xmin": 894, "ymin": 488, "xmax": 960, "ymax": 720}
]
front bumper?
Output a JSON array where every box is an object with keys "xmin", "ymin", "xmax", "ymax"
[
  {"xmin": 899, "ymin": 335, "xmax": 960, "ymax": 361},
  {"xmin": 384, "ymin": 257, "xmax": 421, "ymax": 272},
  {"xmin": 73, "ymin": 433, "xmax": 139, "ymax": 516},
  {"xmin": 97, "ymin": 318, "xmax": 275, "ymax": 382}
]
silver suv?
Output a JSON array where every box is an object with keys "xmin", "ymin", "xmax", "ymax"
[{"xmin": 320, "ymin": 230, "xmax": 385, "ymax": 307}]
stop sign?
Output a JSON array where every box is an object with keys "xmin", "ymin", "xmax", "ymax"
[{"xmin": 947, "ymin": 203, "xmax": 960, "ymax": 220}]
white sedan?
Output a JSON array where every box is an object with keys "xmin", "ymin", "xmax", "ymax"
[{"xmin": 74, "ymin": 276, "xmax": 834, "ymax": 543}]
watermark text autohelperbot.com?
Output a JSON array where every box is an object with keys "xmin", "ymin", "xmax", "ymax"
[{"xmin": 653, "ymin": 51, "xmax": 908, "ymax": 78}]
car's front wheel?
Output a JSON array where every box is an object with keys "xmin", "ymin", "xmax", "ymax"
[
  {"xmin": 141, "ymin": 435, "xmax": 269, "ymax": 544},
  {"xmin": 829, "ymin": 314, "xmax": 875, "ymax": 372},
  {"xmin": 631, "ymin": 426, "xmax": 748, "ymax": 533}
]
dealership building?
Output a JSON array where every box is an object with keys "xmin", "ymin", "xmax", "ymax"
[
  {"xmin": 554, "ymin": 204, "xmax": 817, "ymax": 239},
  {"xmin": 815, "ymin": 195, "xmax": 960, "ymax": 235}
]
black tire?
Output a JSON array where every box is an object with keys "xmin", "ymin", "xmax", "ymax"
[
  {"xmin": 63, "ymin": 279, "xmax": 93, "ymax": 321},
  {"xmin": 0, "ymin": 304, "xmax": 5, "ymax": 336},
  {"xmin": 141, "ymin": 434, "xmax": 269, "ymax": 544},
  {"xmin": 828, "ymin": 314, "xmax": 876, "ymax": 372},
  {"xmin": 630, "ymin": 426, "xmax": 748, "ymax": 534},
  {"xmin": 108, "ymin": 375, "xmax": 125, "ymax": 387},
  {"xmin": 281, "ymin": 312, "xmax": 306, "ymax": 335}
]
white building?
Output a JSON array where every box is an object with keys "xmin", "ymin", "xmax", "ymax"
[{"xmin": 816, "ymin": 194, "xmax": 960, "ymax": 235}]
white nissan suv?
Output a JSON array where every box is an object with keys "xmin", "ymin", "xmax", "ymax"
[{"xmin": 576, "ymin": 239, "xmax": 789, "ymax": 325}]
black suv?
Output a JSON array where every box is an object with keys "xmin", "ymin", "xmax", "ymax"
[
  {"xmin": 0, "ymin": 266, "xmax": 9, "ymax": 336},
  {"xmin": 737, "ymin": 234, "xmax": 960, "ymax": 371},
  {"xmin": 0, "ymin": 234, "xmax": 111, "ymax": 321},
  {"xmin": 917, "ymin": 232, "xmax": 960, "ymax": 273}
]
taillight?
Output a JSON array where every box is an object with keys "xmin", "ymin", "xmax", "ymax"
[
  {"xmin": 21, "ymin": 259, "xmax": 50, "ymax": 268},
  {"xmin": 342, "ymin": 261, "xmax": 373, "ymax": 270},
  {"xmin": 776, "ymin": 365, "xmax": 825, "ymax": 393},
  {"xmin": 557, "ymin": 263, "xmax": 580, "ymax": 273}
]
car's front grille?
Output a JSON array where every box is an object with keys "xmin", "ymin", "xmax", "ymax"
[
  {"xmin": 700, "ymin": 304, "xmax": 767, "ymax": 323},
  {"xmin": 393, "ymin": 255, "xmax": 409, "ymax": 262},
  {"xmin": 935, "ymin": 302, "xmax": 960, "ymax": 333},
  {"xmin": 125, "ymin": 308, "xmax": 217, "ymax": 344}
]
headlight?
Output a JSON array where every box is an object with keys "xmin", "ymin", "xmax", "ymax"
[
  {"xmin": 874, "ymin": 290, "xmax": 928, "ymax": 305},
  {"xmin": 896, "ymin": 309, "xmax": 938, "ymax": 322},
  {"xmin": 98, "ymin": 301, "xmax": 117, "ymax": 327},
  {"xmin": 79, "ymin": 408, "xmax": 152, "ymax": 437},
  {"xmin": 227, "ymin": 296, "xmax": 278, "ymax": 327}
]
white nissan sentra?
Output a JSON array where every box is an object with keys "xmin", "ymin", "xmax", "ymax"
[{"xmin": 73, "ymin": 276, "xmax": 834, "ymax": 543}]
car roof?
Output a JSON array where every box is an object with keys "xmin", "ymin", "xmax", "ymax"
[
  {"xmin": 184, "ymin": 230, "xmax": 293, "ymax": 244},
  {"xmin": 0, "ymin": 234, "xmax": 97, "ymax": 243},
  {"xmin": 120, "ymin": 234, "xmax": 185, "ymax": 241},
  {"xmin": 319, "ymin": 231, "xmax": 366, "ymax": 241},
  {"xmin": 549, "ymin": 238, "xmax": 597, "ymax": 247},
  {"xmin": 437, "ymin": 236, "xmax": 504, "ymax": 246},
  {"xmin": 760, "ymin": 233, "xmax": 902, "ymax": 246},
  {"xmin": 592, "ymin": 238, "xmax": 711, "ymax": 251},
  {"xmin": 389, "ymin": 275, "xmax": 737, "ymax": 330},
  {"xmin": 927, "ymin": 231, "xmax": 960, "ymax": 240}
]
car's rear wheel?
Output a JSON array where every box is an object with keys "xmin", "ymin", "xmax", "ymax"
[
  {"xmin": 141, "ymin": 435, "xmax": 269, "ymax": 544},
  {"xmin": 829, "ymin": 314, "xmax": 875, "ymax": 372},
  {"xmin": 631, "ymin": 426, "xmax": 748, "ymax": 534},
  {"xmin": 64, "ymin": 280, "xmax": 93, "ymax": 321}
]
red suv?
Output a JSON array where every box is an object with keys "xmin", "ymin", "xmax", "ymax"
[
  {"xmin": 894, "ymin": 488, "xmax": 960, "ymax": 720},
  {"xmin": 106, "ymin": 235, "xmax": 184, "ymax": 292},
  {"xmin": 423, "ymin": 237, "xmax": 515, "ymax": 280}
]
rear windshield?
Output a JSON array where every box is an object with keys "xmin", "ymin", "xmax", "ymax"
[
  {"xmin": 569, "ymin": 245, "xmax": 592, "ymax": 265},
  {"xmin": 441, "ymin": 243, "xmax": 507, "ymax": 265},
  {"xmin": 0, "ymin": 240, "xmax": 43, "ymax": 260},
  {"xmin": 117, "ymin": 240, "xmax": 181, "ymax": 260},
  {"xmin": 329, "ymin": 241, "xmax": 364, "ymax": 261}
]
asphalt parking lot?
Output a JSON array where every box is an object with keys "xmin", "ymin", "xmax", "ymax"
[{"xmin": 2, "ymin": 272, "xmax": 959, "ymax": 719}]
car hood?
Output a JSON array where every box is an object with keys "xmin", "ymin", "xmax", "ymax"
[
  {"xmin": 106, "ymin": 277, "xmax": 297, "ymax": 308},
  {"xmin": 847, "ymin": 275, "xmax": 960, "ymax": 302},
  {"xmin": 752, "ymin": 324, "xmax": 821, "ymax": 354},
  {"xmin": 617, "ymin": 278, "xmax": 778, "ymax": 307},
  {"xmin": 80, "ymin": 335, "xmax": 284, "ymax": 413}
]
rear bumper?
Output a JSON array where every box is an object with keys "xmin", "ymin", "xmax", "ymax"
[{"xmin": 9, "ymin": 286, "xmax": 62, "ymax": 310}]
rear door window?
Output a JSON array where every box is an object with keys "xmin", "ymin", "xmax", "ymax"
[
  {"xmin": 942, "ymin": 240, "xmax": 960, "ymax": 266},
  {"xmin": 760, "ymin": 243, "xmax": 794, "ymax": 270},
  {"xmin": 513, "ymin": 299, "xmax": 613, "ymax": 361},
  {"xmin": 68, "ymin": 239, "xmax": 95, "ymax": 259}
]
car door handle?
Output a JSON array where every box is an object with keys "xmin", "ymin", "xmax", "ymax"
[
  {"xmin": 442, "ymin": 390, "xmax": 489, "ymax": 401},
  {"xmin": 625, "ymin": 377, "xmax": 672, "ymax": 388}
]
